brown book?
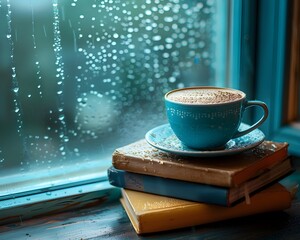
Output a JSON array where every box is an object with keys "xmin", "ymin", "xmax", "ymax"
[{"xmin": 112, "ymin": 139, "xmax": 289, "ymax": 187}]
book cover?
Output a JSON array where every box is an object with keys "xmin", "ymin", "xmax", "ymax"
[
  {"xmin": 120, "ymin": 183, "xmax": 292, "ymax": 234},
  {"xmin": 109, "ymin": 158, "xmax": 293, "ymax": 206},
  {"xmin": 112, "ymin": 139, "xmax": 289, "ymax": 187}
]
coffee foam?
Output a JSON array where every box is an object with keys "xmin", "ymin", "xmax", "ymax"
[{"xmin": 167, "ymin": 88, "xmax": 243, "ymax": 104}]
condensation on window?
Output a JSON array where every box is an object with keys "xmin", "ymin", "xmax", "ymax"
[{"xmin": 0, "ymin": 0, "xmax": 227, "ymax": 195}]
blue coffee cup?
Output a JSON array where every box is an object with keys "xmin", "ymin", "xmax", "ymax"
[{"xmin": 165, "ymin": 86, "xmax": 268, "ymax": 150}]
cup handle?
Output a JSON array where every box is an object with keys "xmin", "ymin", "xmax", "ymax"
[{"xmin": 233, "ymin": 100, "xmax": 269, "ymax": 138}]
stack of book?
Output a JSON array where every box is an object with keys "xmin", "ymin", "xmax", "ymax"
[{"xmin": 108, "ymin": 139, "xmax": 294, "ymax": 234}]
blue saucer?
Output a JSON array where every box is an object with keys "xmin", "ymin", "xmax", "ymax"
[{"xmin": 145, "ymin": 123, "xmax": 265, "ymax": 157}]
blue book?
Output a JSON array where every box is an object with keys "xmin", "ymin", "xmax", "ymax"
[{"xmin": 108, "ymin": 159, "xmax": 292, "ymax": 206}]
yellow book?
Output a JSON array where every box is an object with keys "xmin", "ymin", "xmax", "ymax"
[{"xmin": 120, "ymin": 183, "xmax": 292, "ymax": 234}]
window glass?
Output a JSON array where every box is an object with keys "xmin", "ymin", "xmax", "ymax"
[{"xmin": 0, "ymin": 0, "xmax": 228, "ymax": 198}]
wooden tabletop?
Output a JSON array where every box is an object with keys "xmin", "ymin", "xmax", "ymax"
[{"xmin": 0, "ymin": 167, "xmax": 299, "ymax": 239}]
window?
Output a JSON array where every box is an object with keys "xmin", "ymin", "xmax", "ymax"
[
  {"xmin": 255, "ymin": 0, "xmax": 300, "ymax": 156},
  {"xmin": 0, "ymin": 0, "xmax": 230, "ymax": 200}
]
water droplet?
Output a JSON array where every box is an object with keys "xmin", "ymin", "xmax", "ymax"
[
  {"xmin": 164, "ymin": 17, "xmax": 173, "ymax": 22},
  {"xmin": 13, "ymin": 87, "xmax": 19, "ymax": 93},
  {"xmin": 152, "ymin": 35, "xmax": 161, "ymax": 41},
  {"xmin": 165, "ymin": 37, "xmax": 174, "ymax": 44},
  {"xmin": 145, "ymin": 10, "xmax": 152, "ymax": 15}
]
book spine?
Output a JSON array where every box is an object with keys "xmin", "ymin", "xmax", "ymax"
[{"xmin": 108, "ymin": 167, "xmax": 229, "ymax": 206}]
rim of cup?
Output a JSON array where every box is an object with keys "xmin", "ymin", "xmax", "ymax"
[{"xmin": 165, "ymin": 86, "xmax": 246, "ymax": 106}]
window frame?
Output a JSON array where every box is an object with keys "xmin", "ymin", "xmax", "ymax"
[
  {"xmin": 229, "ymin": 0, "xmax": 257, "ymax": 124},
  {"xmin": 255, "ymin": 0, "xmax": 300, "ymax": 156},
  {"xmin": 230, "ymin": 0, "xmax": 256, "ymax": 96},
  {"xmin": 286, "ymin": 0, "xmax": 300, "ymax": 123}
]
